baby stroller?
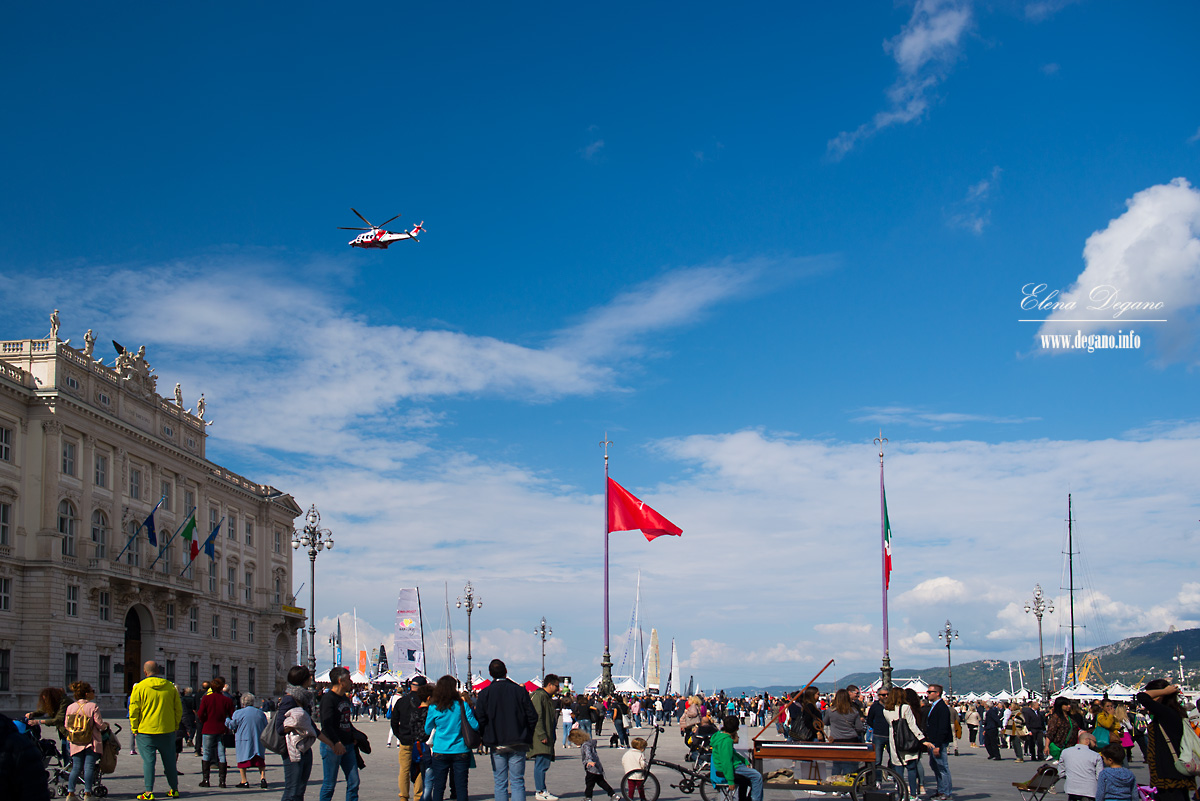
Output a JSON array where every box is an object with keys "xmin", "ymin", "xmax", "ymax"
[
  {"xmin": 87, "ymin": 722, "xmax": 123, "ymax": 797},
  {"xmin": 26, "ymin": 722, "xmax": 72, "ymax": 797}
]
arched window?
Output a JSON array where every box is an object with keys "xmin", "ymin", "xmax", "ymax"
[
  {"xmin": 58, "ymin": 500, "xmax": 77, "ymax": 556},
  {"xmin": 91, "ymin": 509, "xmax": 108, "ymax": 558}
]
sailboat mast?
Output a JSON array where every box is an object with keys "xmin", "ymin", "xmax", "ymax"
[
  {"xmin": 417, "ymin": 587, "xmax": 427, "ymax": 675},
  {"xmin": 1068, "ymin": 494, "xmax": 1076, "ymax": 684}
]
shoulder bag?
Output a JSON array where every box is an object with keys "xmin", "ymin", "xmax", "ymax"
[
  {"xmin": 1159, "ymin": 722, "xmax": 1200, "ymax": 776},
  {"xmin": 459, "ymin": 702, "xmax": 482, "ymax": 750}
]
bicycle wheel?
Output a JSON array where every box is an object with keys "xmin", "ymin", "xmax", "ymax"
[
  {"xmin": 698, "ymin": 776, "xmax": 724, "ymax": 801},
  {"xmin": 621, "ymin": 769, "xmax": 661, "ymax": 801},
  {"xmin": 850, "ymin": 765, "xmax": 909, "ymax": 801}
]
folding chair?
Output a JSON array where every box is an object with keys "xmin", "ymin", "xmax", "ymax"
[{"xmin": 1013, "ymin": 764, "xmax": 1059, "ymax": 801}]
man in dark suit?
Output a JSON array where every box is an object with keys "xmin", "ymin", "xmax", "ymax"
[
  {"xmin": 925, "ymin": 685, "xmax": 954, "ymax": 800},
  {"xmin": 983, "ymin": 701, "xmax": 1004, "ymax": 760}
]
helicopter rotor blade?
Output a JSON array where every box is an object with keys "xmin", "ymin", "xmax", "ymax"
[
  {"xmin": 376, "ymin": 214, "xmax": 402, "ymax": 229},
  {"xmin": 338, "ymin": 227, "xmax": 372, "ymax": 231},
  {"xmin": 350, "ymin": 208, "xmax": 373, "ymax": 227}
]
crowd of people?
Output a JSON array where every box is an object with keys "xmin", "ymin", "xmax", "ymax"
[{"xmin": 3, "ymin": 664, "xmax": 1199, "ymax": 801}]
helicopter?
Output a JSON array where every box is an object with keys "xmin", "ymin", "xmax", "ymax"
[{"xmin": 339, "ymin": 208, "xmax": 425, "ymax": 249}]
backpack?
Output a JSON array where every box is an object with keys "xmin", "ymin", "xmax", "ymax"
[
  {"xmin": 1159, "ymin": 722, "xmax": 1200, "ymax": 777},
  {"xmin": 65, "ymin": 704, "xmax": 94, "ymax": 745}
]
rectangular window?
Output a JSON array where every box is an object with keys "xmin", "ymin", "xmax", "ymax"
[
  {"xmin": 98, "ymin": 655, "xmax": 110, "ymax": 694},
  {"xmin": 130, "ymin": 468, "xmax": 142, "ymax": 500},
  {"xmin": 248, "ymin": 667, "xmax": 255, "ymax": 695},
  {"xmin": 124, "ymin": 521, "xmax": 140, "ymax": 566},
  {"xmin": 65, "ymin": 652, "xmax": 78, "ymax": 686},
  {"xmin": 165, "ymin": 659, "xmax": 176, "ymax": 683},
  {"xmin": 160, "ymin": 542, "xmax": 171, "ymax": 574},
  {"xmin": 62, "ymin": 441, "xmax": 76, "ymax": 476},
  {"xmin": 244, "ymin": 571, "xmax": 253, "ymax": 603},
  {"xmin": 161, "ymin": 480, "xmax": 172, "ymax": 511},
  {"xmin": 228, "ymin": 513, "xmax": 237, "ymax": 540},
  {"xmin": 274, "ymin": 578, "xmax": 281, "ymax": 604},
  {"xmin": 274, "ymin": 528, "xmax": 282, "ymax": 554},
  {"xmin": 212, "ymin": 614, "xmax": 219, "ymax": 638},
  {"xmin": 0, "ymin": 502, "xmax": 9, "ymax": 546},
  {"xmin": 189, "ymin": 606, "xmax": 198, "ymax": 633},
  {"xmin": 94, "ymin": 453, "xmax": 108, "ymax": 487},
  {"xmin": 67, "ymin": 584, "xmax": 79, "ymax": 617},
  {"xmin": 230, "ymin": 617, "xmax": 237, "ymax": 641},
  {"xmin": 209, "ymin": 562, "xmax": 217, "ymax": 594},
  {"xmin": 245, "ymin": 519, "xmax": 253, "ymax": 547},
  {"xmin": 211, "ymin": 664, "xmax": 220, "ymax": 680},
  {"xmin": 0, "ymin": 577, "xmax": 10, "ymax": 611},
  {"xmin": 0, "ymin": 425, "xmax": 11, "ymax": 462},
  {"xmin": 0, "ymin": 649, "xmax": 9, "ymax": 691},
  {"xmin": 231, "ymin": 666, "xmax": 239, "ymax": 694},
  {"xmin": 166, "ymin": 602, "xmax": 175, "ymax": 630},
  {"xmin": 227, "ymin": 566, "xmax": 235, "ymax": 599},
  {"xmin": 184, "ymin": 489, "xmax": 195, "ymax": 514},
  {"xmin": 99, "ymin": 590, "xmax": 110, "ymax": 621},
  {"xmin": 248, "ymin": 620, "xmax": 255, "ymax": 643},
  {"xmin": 209, "ymin": 507, "xmax": 218, "ymax": 534},
  {"xmin": 189, "ymin": 661, "xmax": 199, "ymax": 689}
]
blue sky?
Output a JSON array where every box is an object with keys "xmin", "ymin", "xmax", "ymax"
[{"xmin": 3, "ymin": 1, "xmax": 1200, "ymax": 689}]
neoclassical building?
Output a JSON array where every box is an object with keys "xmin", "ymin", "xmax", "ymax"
[{"xmin": 0, "ymin": 320, "xmax": 305, "ymax": 711}]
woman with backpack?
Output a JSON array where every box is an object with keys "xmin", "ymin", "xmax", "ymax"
[
  {"xmin": 882, "ymin": 687, "xmax": 935, "ymax": 799},
  {"xmin": 65, "ymin": 681, "xmax": 108, "ymax": 801},
  {"xmin": 1136, "ymin": 680, "xmax": 1197, "ymax": 801}
]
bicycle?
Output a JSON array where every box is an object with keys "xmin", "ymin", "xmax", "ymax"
[{"xmin": 619, "ymin": 725, "xmax": 723, "ymax": 801}]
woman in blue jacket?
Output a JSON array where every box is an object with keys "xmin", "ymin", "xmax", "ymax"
[{"xmin": 424, "ymin": 675, "xmax": 480, "ymax": 801}]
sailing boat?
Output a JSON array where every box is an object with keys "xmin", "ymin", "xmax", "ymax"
[
  {"xmin": 665, "ymin": 639, "xmax": 679, "ymax": 695},
  {"xmin": 647, "ymin": 629, "xmax": 660, "ymax": 692}
]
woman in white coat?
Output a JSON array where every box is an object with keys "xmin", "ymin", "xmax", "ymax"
[{"xmin": 881, "ymin": 687, "xmax": 936, "ymax": 798}]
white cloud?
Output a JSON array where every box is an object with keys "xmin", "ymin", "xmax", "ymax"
[
  {"xmin": 1035, "ymin": 178, "xmax": 1200, "ymax": 360},
  {"xmin": 854, "ymin": 405, "xmax": 1036, "ymax": 429},
  {"xmin": 1025, "ymin": 0, "xmax": 1082, "ymax": 22},
  {"xmin": 828, "ymin": 0, "xmax": 972, "ymax": 159},
  {"xmin": 1188, "ymin": 127, "xmax": 1200, "ymax": 144},
  {"xmin": 814, "ymin": 622, "xmax": 873, "ymax": 635},
  {"xmin": 897, "ymin": 577, "xmax": 968, "ymax": 605},
  {"xmin": 947, "ymin": 166, "xmax": 1002, "ymax": 234},
  {"xmin": 581, "ymin": 140, "xmax": 605, "ymax": 160}
]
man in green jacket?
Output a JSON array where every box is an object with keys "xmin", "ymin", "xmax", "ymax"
[
  {"xmin": 128, "ymin": 660, "xmax": 183, "ymax": 800},
  {"xmin": 711, "ymin": 716, "xmax": 762, "ymax": 801},
  {"xmin": 529, "ymin": 674, "xmax": 562, "ymax": 801}
]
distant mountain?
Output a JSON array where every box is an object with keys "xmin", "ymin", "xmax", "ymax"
[{"xmin": 720, "ymin": 627, "xmax": 1200, "ymax": 696}]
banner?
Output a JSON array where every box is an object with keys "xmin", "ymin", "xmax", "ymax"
[
  {"xmin": 394, "ymin": 588, "xmax": 425, "ymax": 677},
  {"xmin": 358, "ymin": 650, "xmax": 367, "ymax": 675}
]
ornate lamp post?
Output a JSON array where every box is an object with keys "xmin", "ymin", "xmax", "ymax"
[
  {"xmin": 938, "ymin": 620, "xmax": 959, "ymax": 755},
  {"xmin": 1174, "ymin": 645, "xmax": 1186, "ymax": 687},
  {"xmin": 292, "ymin": 505, "xmax": 334, "ymax": 674},
  {"xmin": 534, "ymin": 617, "xmax": 553, "ymax": 680},
  {"xmin": 1024, "ymin": 584, "xmax": 1054, "ymax": 701},
  {"xmin": 456, "ymin": 581, "xmax": 481, "ymax": 690}
]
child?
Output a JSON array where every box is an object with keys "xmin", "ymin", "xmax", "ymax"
[
  {"xmin": 1096, "ymin": 743, "xmax": 1136, "ymax": 801},
  {"xmin": 622, "ymin": 737, "xmax": 650, "ymax": 801},
  {"xmin": 568, "ymin": 727, "xmax": 617, "ymax": 800}
]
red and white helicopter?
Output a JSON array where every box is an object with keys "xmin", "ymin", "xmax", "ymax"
[{"xmin": 339, "ymin": 208, "xmax": 425, "ymax": 249}]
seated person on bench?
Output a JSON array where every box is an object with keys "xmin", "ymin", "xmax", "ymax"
[{"xmin": 711, "ymin": 716, "xmax": 763, "ymax": 801}]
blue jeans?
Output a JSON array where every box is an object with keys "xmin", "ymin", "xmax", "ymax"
[
  {"xmin": 319, "ymin": 741, "xmax": 360, "ymax": 801},
  {"xmin": 283, "ymin": 749, "xmax": 314, "ymax": 801},
  {"xmin": 431, "ymin": 752, "xmax": 470, "ymax": 801},
  {"xmin": 563, "ymin": 721, "xmax": 573, "ymax": 742},
  {"xmin": 579, "ymin": 719, "xmax": 593, "ymax": 737},
  {"xmin": 202, "ymin": 732, "xmax": 227, "ymax": 763},
  {"xmin": 69, "ymin": 748, "xmax": 98, "ymax": 795},
  {"xmin": 904, "ymin": 758, "xmax": 926, "ymax": 796},
  {"xmin": 490, "ymin": 749, "xmax": 526, "ymax": 801},
  {"xmin": 533, "ymin": 754, "xmax": 552, "ymax": 793},
  {"xmin": 874, "ymin": 737, "xmax": 889, "ymax": 765},
  {"xmin": 734, "ymin": 765, "xmax": 764, "ymax": 801},
  {"xmin": 613, "ymin": 717, "xmax": 629, "ymax": 747},
  {"xmin": 422, "ymin": 763, "xmax": 435, "ymax": 801},
  {"xmin": 929, "ymin": 743, "xmax": 952, "ymax": 796}
]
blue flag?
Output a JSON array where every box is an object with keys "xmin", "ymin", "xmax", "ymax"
[
  {"xmin": 203, "ymin": 518, "xmax": 222, "ymax": 559},
  {"xmin": 144, "ymin": 507, "xmax": 158, "ymax": 547}
]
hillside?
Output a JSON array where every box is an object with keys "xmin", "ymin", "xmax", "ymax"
[{"xmin": 721, "ymin": 627, "xmax": 1200, "ymax": 695}]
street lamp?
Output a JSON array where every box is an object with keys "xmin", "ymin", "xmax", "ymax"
[
  {"xmin": 292, "ymin": 504, "xmax": 334, "ymax": 674},
  {"xmin": 938, "ymin": 620, "xmax": 959, "ymax": 755},
  {"xmin": 1174, "ymin": 646, "xmax": 1186, "ymax": 687},
  {"xmin": 1024, "ymin": 585, "xmax": 1054, "ymax": 701},
  {"xmin": 534, "ymin": 617, "xmax": 553, "ymax": 680},
  {"xmin": 456, "ymin": 581, "xmax": 481, "ymax": 690}
]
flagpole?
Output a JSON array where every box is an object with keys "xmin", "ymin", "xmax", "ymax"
[
  {"xmin": 599, "ymin": 432, "xmax": 615, "ymax": 696},
  {"xmin": 113, "ymin": 495, "xmax": 165, "ymax": 563},
  {"xmin": 147, "ymin": 506, "xmax": 195, "ymax": 570},
  {"xmin": 875, "ymin": 430, "xmax": 893, "ymax": 692}
]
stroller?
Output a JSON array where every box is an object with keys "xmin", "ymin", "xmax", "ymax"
[
  {"xmin": 26, "ymin": 722, "xmax": 72, "ymax": 798},
  {"xmin": 29, "ymin": 719, "xmax": 121, "ymax": 797}
]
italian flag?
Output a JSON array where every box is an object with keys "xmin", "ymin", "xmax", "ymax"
[
  {"xmin": 179, "ymin": 514, "xmax": 198, "ymax": 561},
  {"xmin": 883, "ymin": 492, "xmax": 893, "ymax": 590}
]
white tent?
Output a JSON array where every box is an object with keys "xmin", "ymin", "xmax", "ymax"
[
  {"xmin": 372, "ymin": 671, "xmax": 404, "ymax": 684},
  {"xmin": 995, "ymin": 690, "xmax": 1013, "ymax": 701},
  {"xmin": 615, "ymin": 676, "xmax": 646, "ymax": 693},
  {"xmin": 313, "ymin": 669, "xmax": 334, "ymax": 684},
  {"xmin": 350, "ymin": 670, "xmax": 370, "ymax": 685},
  {"xmin": 584, "ymin": 675, "xmax": 642, "ymax": 693}
]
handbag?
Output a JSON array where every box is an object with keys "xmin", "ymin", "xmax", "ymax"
[
  {"xmin": 892, "ymin": 718, "xmax": 920, "ymax": 754},
  {"xmin": 261, "ymin": 720, "xmax": 287, "ymax": 755},
  {"xmin": 459, "ymin": 701, "xmax": 482, "ymax": 750},
  {"xmin": 1159, "ymin": 723, "xmax": 1200, "ymax": 776},
  {"xmin": 221, "ymin": 731, "xmax": 236, "ymax": 749}
]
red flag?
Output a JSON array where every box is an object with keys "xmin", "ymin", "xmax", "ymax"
[{"xmin": 607, "ymin": 477, "xmax": 682, "ymax": 541}]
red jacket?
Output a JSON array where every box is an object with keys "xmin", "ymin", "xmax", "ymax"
[{"xmin": 197, "ymin": 691, "xmax": 235, "ymax": 735}]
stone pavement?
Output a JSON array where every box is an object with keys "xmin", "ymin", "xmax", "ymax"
[{"xmin": 68, "ymin": 718, "xmax": 1153, "ymax": 801}]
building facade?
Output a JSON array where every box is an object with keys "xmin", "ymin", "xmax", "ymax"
[{"xmin": 0, "ymin": 324, "xmax": 304, "ymax": 712}]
